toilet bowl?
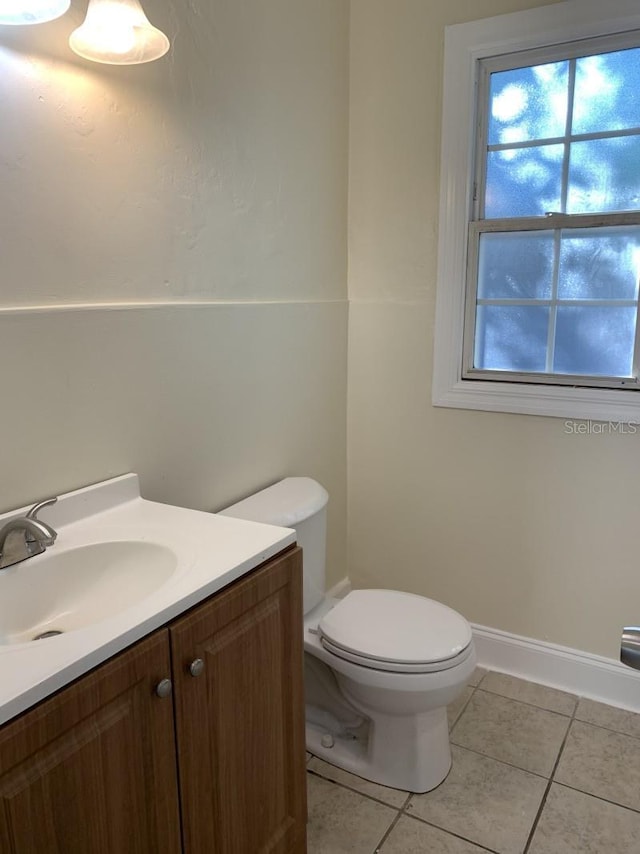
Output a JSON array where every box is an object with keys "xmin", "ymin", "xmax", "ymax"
[{"xmin": 219, "ymin": 477, "xmax": 476, "ymax": 793}]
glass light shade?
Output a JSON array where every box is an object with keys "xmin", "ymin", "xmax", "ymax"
[
  {"xmin": 0, "ymin": 0, "xmax": 70, "ymax": 25},
  {"xmin": 69, "ymin": 0, "xmax": 169, "ymax": 65}
]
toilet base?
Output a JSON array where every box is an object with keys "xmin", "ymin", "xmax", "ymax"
[{"xmin": 306, "ymin": 704, "xmax": 452, "ymax": 793}]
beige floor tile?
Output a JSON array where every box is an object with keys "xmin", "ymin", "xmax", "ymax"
[
  {"xmin": 528, "ymin": 783, "xmax": 640, "ymax": 854},
  {"xmin": 468, "ymin": 666, "xmax": 488, "ymax": 687},
  {"xmin": 575, "ymin": 697, "xmax": 640, "ymax": 739},
  {"xmin": 379, "ymin": 814, "xmax": 489, "ymax": 853},
  {"xmin": 481, "ymin": 672, "xmax": 577, "ymax": 716},
  {"xmin": 448, "ymin": 686, "xmax": 473, "ymax": 730},
  {"xmin": 307, "ymin": 757, "xmax": 409, "ymax": 808},
  {"xmin": 307, "ymin": 772, "xmax": 397, "ymax": 854},
  {"xmin": 555, "ymin": 720, "xmax": 640, "ymax": 811},
  {"xmin": 406, "ymin": 745, "xmax": 547, "ymax": 854},
  {"xmin": 451, "ymin": 690, "xmax": 570, "ymax": 777}
]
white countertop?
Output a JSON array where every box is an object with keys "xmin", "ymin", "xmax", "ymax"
[{"xmin": 0, "ymin": 474, "xmax": 296, "ymax": 725}]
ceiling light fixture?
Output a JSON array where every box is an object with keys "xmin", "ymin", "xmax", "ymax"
[
  {"xmin": 0, "ymin": 0, "xmax": 70, "ymax": 26},
  {"xmin": 69, "ymin": 0, "xmax": 169, "ymax": 65}
]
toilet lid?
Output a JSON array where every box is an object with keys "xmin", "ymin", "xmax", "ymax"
[{"xmin": 318, "ymin": 589, "xmax": 472, "ymax": 667}]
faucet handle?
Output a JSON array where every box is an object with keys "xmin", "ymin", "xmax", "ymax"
[{"xmin": 26, "ymin": 497, "xmax": 58, "ymax": 521}]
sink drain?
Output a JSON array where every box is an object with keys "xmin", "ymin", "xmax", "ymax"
[{"xmin": 32, "ymin": 630, "xmax": 64, "ymax": 641}]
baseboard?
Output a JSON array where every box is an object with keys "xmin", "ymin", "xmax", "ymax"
[
  {"xmin": 473, "ymin": 623, "xmax": 640, "ymax": 713},
  {"xmin": 326, "ymin": 577, "xmax": 352, "ymax": 600},
  {"xmin": 324, "ymin": 578, "xmax": 640, "ymax": 712}
]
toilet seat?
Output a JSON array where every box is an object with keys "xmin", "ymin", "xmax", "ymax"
[
  {"xmin": 319, "ymin": 637, "xmax": 473, "ymax": 673},
  {"xmin": 318, "ymin": 589, "xmax": 473, "ymax": 674}
]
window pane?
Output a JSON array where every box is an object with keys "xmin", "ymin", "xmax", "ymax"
[
  {"xmin": 573, "ymin": 47, "xmax": 640, "ymax": 135},
  {"xmin": 478, "ymin": 231, "xmax": 554, "ymax": 299},
  {"xmin": 554, "ymin": 306, "xmax": 636, "ymax": 376},
  {"xmin": 486, "ymin": 144, "xmax": 563, "ymax": 218},
  {"xmin": 473, "ymin": 42, "xmax": 640, "ymax": 388},
  {"xmin": 475, "ymin": 306, "xmax": 549, "ymax": 371},
  {"xmin": 558, "ymin": 226, "xmax": 640, "ymax": 300},
  {"xmin": 488, "ymin": 62, "xmax": 568, "ymax": 145},
  {"xmin": 567, "ymin": 135, "xmax": 640, "ymax": 213}
]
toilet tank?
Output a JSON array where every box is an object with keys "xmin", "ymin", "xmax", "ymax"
[{"xmin": 218, "ymin": 477, "xmax": 329, "ymax": 615}]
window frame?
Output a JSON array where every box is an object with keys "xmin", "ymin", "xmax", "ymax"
[{"xmin": 432, "ymin": 0, "xmax": 640, "ymax": 421}]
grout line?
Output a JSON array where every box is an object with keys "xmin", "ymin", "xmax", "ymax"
[
  {"xmin": 307, "ymin": 756, "xmax": 499, "ymax": 853},
  {"xmin": 399, "ymin": 792, "xmax": 413, "ymax": 811},
  {"xmin": 478, "ymin": 672, "xmax": 640, "ymax": 739},
  {"xmin": 473, "ymin": 668, "xmax": 490, "ymax": 689},
  {"xmin": 447, "ymin": 742, "xmax": 552, "ymax": 782},
  {"xmin": 572, "ymin": 714, "xmax": 640, "ymax": 742},
  {"xmin": 399, "ymin": 812, "xmax": 501, "ymax": 853},
  {"xmin": 371, "ymin": 809, "xmax": 404, "ymax": 853},
  {"xmin": 305, "ymin": 768, "xmax": 409, "ymax": 812},
  {"xmin": 373, "ymin": 793, "xmax": 502, "ymax": 853},
  {"xmin": 522, "ymin": 695, "xmax": 577, "ymax": 853},
  {"xmin": 448, "ymin": 685, "xmax": 476, "ymax": 734},
  {"xmin": 474, "ymin": 686, "xmax": 578, "ymax": 718},
  {"xmin": 308, "ymin": 742, "xmax": 640, "ymax": 822},
  {"xmin": 551, "ymin": 781, "xmax": 640, "ymax": 816}
]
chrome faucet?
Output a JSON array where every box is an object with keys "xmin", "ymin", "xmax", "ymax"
[{"xmin": 0, "ymin": 498, "xmax": 58, "ymax": 570}]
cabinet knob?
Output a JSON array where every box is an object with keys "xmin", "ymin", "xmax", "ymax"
[
  {"xmin": 155, "ymin": 678, "xmax": 173, "ymax": 699},
  {"xmin": 189, "ymin": 658, "xmax": 205, "ymax": 677}
]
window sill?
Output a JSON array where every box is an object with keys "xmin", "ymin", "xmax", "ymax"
[{"xmin": 433, "ymin": 375, "xmax": 640, "ymax": 422}]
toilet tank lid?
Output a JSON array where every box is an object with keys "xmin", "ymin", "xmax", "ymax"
[{"xmin": 218, "ymin": 477, "xmax": 329, "ymax": 527}]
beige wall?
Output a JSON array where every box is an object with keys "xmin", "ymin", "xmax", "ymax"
[
  {"xmin": 348, "ymin": 0, "xmax": 640, "ymax": 659},
  {"xmin": 7, "ymin": 0, "xmax": 636, "ymax": 659},
  {"xmin": 0, "ymin": 0, "xmax": 349, "ymax": 584}
]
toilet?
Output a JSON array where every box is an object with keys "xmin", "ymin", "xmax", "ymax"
[{"xmin": 220, "ymin": 477, "xmax": 476, "ymax": 793}]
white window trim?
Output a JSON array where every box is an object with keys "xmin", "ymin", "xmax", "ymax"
[{"xmin": 432, "ymin": 0, "xmax": 640, "ymax": 421}]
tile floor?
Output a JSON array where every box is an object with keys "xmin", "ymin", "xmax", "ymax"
[{"xmin": 306, "ymin": 668, "xmax": 640, "ymax": 853}]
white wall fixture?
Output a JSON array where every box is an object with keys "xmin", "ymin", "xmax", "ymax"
[
  {"xmin": 69, "ymin": 0, "xmax": 169, "ymax": 64},
  {"xmin": 0, "ymin": 0, "xmax": 70, "ymax": 25}
]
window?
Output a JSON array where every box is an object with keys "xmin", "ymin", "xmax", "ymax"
[{"xmin": 433, "ymin": 0, "xmax": 640, "ymax": 421}]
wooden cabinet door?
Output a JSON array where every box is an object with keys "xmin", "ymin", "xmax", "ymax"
[
  {"xmin": 0, "ymin": 631, "xmax": 181, "ymax": 854},
  {"xmin": 171, "ymin": 547, "xmax": 307, "ymax": 854}
]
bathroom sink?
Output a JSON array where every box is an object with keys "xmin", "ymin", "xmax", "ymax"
[
  {"xmin": 0, "ymin": 473, "xmax": 297, "ymax": 724},
  {"xmin": 0, "ymin": 541, "xmax": 177, "ymax": 645}
]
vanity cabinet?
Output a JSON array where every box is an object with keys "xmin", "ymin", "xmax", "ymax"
[
  {"xmin": 0, "ymin": 546, "xmax": 306, "ymax": 854},
  {"xmin": 0, "ymin": 630, "xmax": 181, "ymax": 853}
]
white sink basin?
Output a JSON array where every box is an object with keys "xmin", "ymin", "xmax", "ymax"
[
  {"xmin": 0, "ymin": 473, "xmax": 296, "ymax": 724},
  {"xmin": 0, "ymin": 541, "xmax": 177, "ymax": 645}
]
